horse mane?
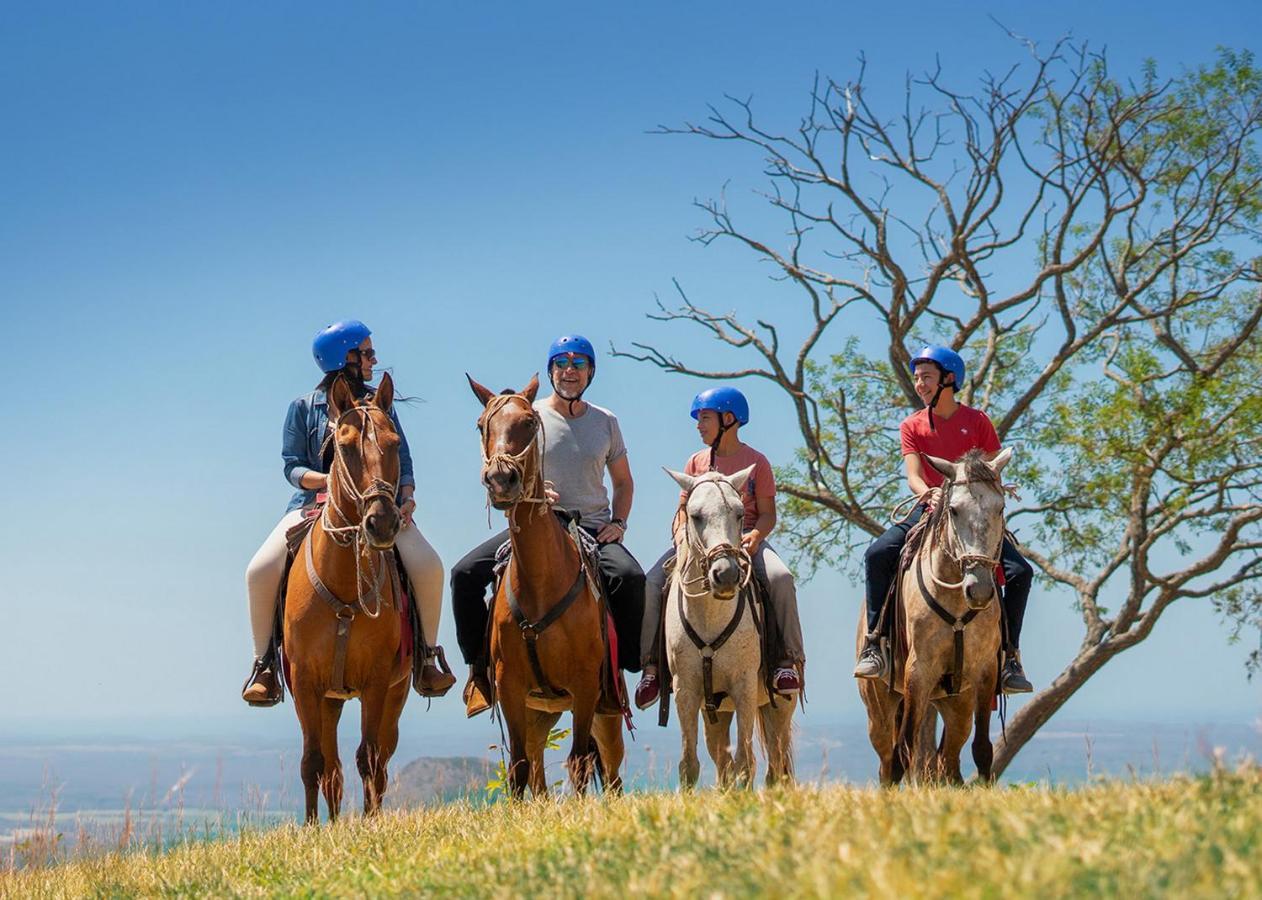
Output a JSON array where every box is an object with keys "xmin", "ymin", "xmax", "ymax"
[{"xmin": 960, "ymin": 448, "xmax": 999, "ymax": 484}]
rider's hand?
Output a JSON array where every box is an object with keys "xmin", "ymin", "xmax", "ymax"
[
  {"xmin": 596, "ymin": 521, "xmax": 626, "ymax": 544},
  {"xmin": 399, "ymin": 498, "xmax": 416, "ymax": 529},
  {"xmin": 919, "ymin": 486, "xmax": 941, "ymax": 511},
  {"xmin": 543, "ymin": 480, "xmax": 559, "ymax": 506},
  {"xmin": 741, "ymin": 529, "xmax": 763, "ymax": 555}
]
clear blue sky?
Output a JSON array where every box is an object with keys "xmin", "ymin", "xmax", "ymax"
[{"xmin": 2, "ymin": 1, "xmax": 1258, "ymax": 748}]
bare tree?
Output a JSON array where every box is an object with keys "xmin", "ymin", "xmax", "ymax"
[{"xmin": 616, "ymin": 39, "xmax": 1262, "ymax": 774}]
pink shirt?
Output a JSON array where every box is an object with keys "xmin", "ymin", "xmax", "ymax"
[{"xmin": 684, "ymin": 444, "xmax": 776, "ymax": 531}]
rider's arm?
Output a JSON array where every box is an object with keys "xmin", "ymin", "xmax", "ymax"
[
  {"xmin": 389, "ymin": 409, "xmax": 417, "ymax": 492},
  {"xmin": 282, "ymin": 396, "xmax": 328, "ymax": 491},
  {"xmin": 904, "ymin": 453, "xmax": 936, "ymax": 503},
  {"xmin": 598, "ymin": 455, "xmax": 634, "ymax": 542},
  {"xmin": 743, "ymin": 494, "xmax": 776, "ymax": 554}
]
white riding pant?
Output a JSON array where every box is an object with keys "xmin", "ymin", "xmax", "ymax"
[{"xmin": 245, "ymin": 511, "xmax": 445, "ymax": 658}]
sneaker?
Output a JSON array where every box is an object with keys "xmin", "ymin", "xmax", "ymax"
[
  {"xmin": 463, "ymin": 669, "xmax": 492, "ymax": 718},
  {"xmin": 414, "ymin": 646, "xmax": 457, "ymax": 698},
  {"xmin": 1001, "ymin": 651, "xmax": 1033, "ymax": 694},
  {"xmin": 634, "ymin": 669, "xmax": 660, "ymax": 710},
  {"xmin": 853, "ymin": 640, "xmax": 888, "ymax": 680},
  {"xmin": 772, "ymin": 666, "xmax": 801, "ymax": 693},
  {"xmin": 242, "ymin": 659, "xmax": 281, "ymax": 707}
]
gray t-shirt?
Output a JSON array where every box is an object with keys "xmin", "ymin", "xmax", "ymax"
[{"xmin": 535, "ymin": 401, "xmax": 628, "ymax": 529}]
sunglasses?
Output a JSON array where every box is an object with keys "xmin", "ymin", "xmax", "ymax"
[
  {"xmin": 552, "ymin": 356, "xmax": 590, "ymax": 371},
  {"xmin": 352, "ymin": 347, "xmax": 377, "ymax": 361}
]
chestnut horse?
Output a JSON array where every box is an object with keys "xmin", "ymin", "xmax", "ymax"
[
  {"xmin": 284, "ymin": 373, "xmax": 412, "ymax": 823},
  {"xmin": 858, "ymin": 447, "xmax": 1012, "ymax": 785},
  {"xmin": 468, "ymin": 374, "xmax": 625, "ymax": 798}
]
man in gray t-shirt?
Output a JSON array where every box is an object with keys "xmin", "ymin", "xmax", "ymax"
[{"xmin": 450, "ymin": 334, "xmax": 646, "ymax": 717}]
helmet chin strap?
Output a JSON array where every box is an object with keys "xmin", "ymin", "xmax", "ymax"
[
  {"xmin": 926, "ymin": 374, "xmax": 954, "ymax": 432},
  {"xmin": 707, "ymin": 414, "xmax": 734, "ymax": 471}
]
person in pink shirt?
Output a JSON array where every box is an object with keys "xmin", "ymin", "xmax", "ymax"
[{"xmin": 634, "ymin": 387, "xmax": 805, "ymax": 710}]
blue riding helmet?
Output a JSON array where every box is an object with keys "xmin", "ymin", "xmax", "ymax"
[
  {"xmin": 313, "ymin": 320, "xmax": 372, "ymax": 373},
  {"xmin": 690, "ymin": 386, "xmax": 750, "ymax": 425},
  {"xmin": 547, "ymin": 334, "xmax": 597, "ymax": 377},
  {"xmin": 910, "ymin": 345, "xmax": 965, "ymax": 389}
]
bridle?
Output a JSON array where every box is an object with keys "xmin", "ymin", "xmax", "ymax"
[
  {"xmin": 478, "ymin": 393, "xmax": 549, "ymax": 528},
  {"xmin": 315, "ymin": 403, "xmax": 400, "ymax": 618},
  {"xmin": 677, "ymin": 477, "xmax": 753, "ymax": 601},
  {"xmin": 924, "ymin": 475, "xmax": 1005, "ymax": 592}
]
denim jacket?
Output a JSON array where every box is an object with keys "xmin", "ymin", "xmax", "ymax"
[{"xmin": 282, "ymin": 388, "xmax": 416, "ymax": 512}]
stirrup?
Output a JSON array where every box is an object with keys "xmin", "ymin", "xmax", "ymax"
[
  {"xmin": 414, "ymin": 645, "xmax": 457, "ymax": 698},
  {"xmin": 242, "ymin": 658, "xmax": 282, "ymax": 708}
]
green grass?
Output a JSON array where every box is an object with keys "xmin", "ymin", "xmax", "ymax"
[{"xmin": 4, "ymin": 767, "xmax": 1260, "ymax": 898}]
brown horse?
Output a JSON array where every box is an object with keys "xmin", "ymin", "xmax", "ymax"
[
  {"xmin": 284, "ymin": 372, "xmax": 412, "ymax": 823},
  {"xmin": 468, "ymin": 374, "xmax": 625, "ymax": 798},
  {"xmin": 858, "ymin": 447, "xmax": 1012, "ymax": 785}
]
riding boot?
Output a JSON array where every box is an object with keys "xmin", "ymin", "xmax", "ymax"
[
  {"xmin": 853, "ymin": 633, "xmax": 889, "ymax": 680},
  {"xmin": 634, "ymin": 665, "xmax": 660, "ymax": 710},
  {"xmin": 463, "ymin": 663, "xmax": 492, "ymax": 718},
  {"xmin": 414, "ymin": 645, "xmax": 457, "ymax": 698},
  {"xmin": 242, "ymin": 658, "xmax": 282, "ymax": 707}
]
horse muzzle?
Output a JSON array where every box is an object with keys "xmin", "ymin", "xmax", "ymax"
[
  {"xmin": 962, "ymin": 567, "xmax": 996, "ymax": 610},
  {"xmin": 362, "ymin": 499, "xmax": 401, "ymax": 550},
  {"xmin": 483, "ymin": 468, "xmax": 522, "ymax": 509},
  {"xmin": 708, "ymin": 557, "xmax": 742, "ymax": 600}
]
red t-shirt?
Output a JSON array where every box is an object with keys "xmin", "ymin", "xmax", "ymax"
[
  {"xmin": 899, "ymin": 405, "xmax": 1001, "ymax": 488},
  {"xmin": 684, "ymin": 444, "xmax": 776, "ymax": 531}
]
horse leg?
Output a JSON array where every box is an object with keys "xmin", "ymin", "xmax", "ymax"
[
  {"xmin": 358, "ymin": 678, "xmax": 407, "ymax": 815},
  {"xmin": 703, "ymin": 709, "xmax": 735, "ymax": 788},
  {"xmin": 592, "ymin": 713, "xmax": 625, "ymax": 794},
  {"xmin": 759, "ymin": 697, "xmax": 796, "ymax": 787},
  {"xmin": 374, "ymin": 677, "xmax": 409, "ymax": 807},
  {"xmin": 525, "ymin": 708, "xmax": 560, "ymax": 798},
  {"xmin": 497, "ymin": 682, "xmax": 531, "ymax": 800},
  {"xmin": 674, "ymin": 687, "xmax": 703, "ymax": 790},
  {"xmin": 566, "ymin": 688, "xmax": 599, "ymax": 797},
  {"xmin": 972, "ymin": 669, "xmax": 997, "ymax": 784},
  {"xmin": 897, "ymin": 665, "xmax": 935, "ymax": 784},
  {"xmin": 730, "ymin": 679, "xmax": 759, "ymax": 789},
  {"xmin": 319, "ymin": 698, "xmax": 346, "ymax": 821},
  {"xmin": 936, "ymin": 696, "xmax": 972, "ymax": 785},
  {"xmin": 292, "ymin": 680, "xmax": 325, "ymax": 824}
]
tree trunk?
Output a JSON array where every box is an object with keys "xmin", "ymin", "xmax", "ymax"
[{"xmin": 992, "ymin": 642, "xmax": 1116, "ymax": 777}]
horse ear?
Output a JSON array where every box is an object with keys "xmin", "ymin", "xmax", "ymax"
[
  {"xmin": 467, "ymin": 374, "xmax": 495, "ymax": 407},
  {"xmin": 522, "ymin": 373, "xmax": 540, "ymax": 403},
  {"xmin": 727, "ymin": 464, "xmax": 757, "ymax": 493},
  {"xmin": 664, "ymin": 467, "xmax": 696, "ymax": 493},
  {"xmin": 989, "ymin": 446, "xmax": 1014, "ymax": 474},
  {"xmin": 374, "ymin": 371, "xmax": 394, "ymax": 414},
  {"xmin": 327, "ymin": 374, "xmax": 357, "ymax": 421},
  {"xmin": 924, "ymin": 453, "xmax": 956, "ymax": 480}
]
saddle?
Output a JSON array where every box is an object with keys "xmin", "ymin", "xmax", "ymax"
[
  {"xmin": 263, "ymin": 501, "xmax": 417, "ymax": 703},
  {"xmin": 653, "ymin": 559, "xmax": 791, "ymax": 727},
  {"xmin": 479, "ymin": 511, "xmax": 633, "ymax": 730}
]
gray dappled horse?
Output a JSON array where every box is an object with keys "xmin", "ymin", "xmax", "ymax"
[
  {"xmin": 858, "ymin": 447, "xmax": 1013, "ymax": 785},
  {"xmin": 665, "ymin": 468, "xmax": 796, "ymax": 789}
]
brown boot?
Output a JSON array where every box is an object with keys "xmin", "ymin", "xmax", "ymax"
[
  {"xmin": 463, "ymin": 667, "xmax": 492, "ymax": 718},
  {"xmin": 414, "ymin": 646, "xmax": 457, "ymax": 698},
  {"xmin": 242, "ymin": 659, "xmax": 281, "ymax": 707}
]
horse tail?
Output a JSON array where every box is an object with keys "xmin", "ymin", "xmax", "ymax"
[
  {"xmin": 756, "ymin": 699, "xmax": 796, "ymax": 785},
  {"xmin": 588, "ymin": 736, "xmax": 604, "ymax": 792}
]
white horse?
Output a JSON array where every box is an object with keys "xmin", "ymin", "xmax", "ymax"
[{"xmin": 664, "ymin": 468, "xmax": 796, "ymax": 789}]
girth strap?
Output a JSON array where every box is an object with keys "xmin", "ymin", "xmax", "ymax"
[
  {"xmin": 915, "ymin": 556, "xmax": 979, "ymax": 696},
  {"xmin": 505, "ymin": 564, "xmax": 587, "ymax": 699},
  {"xmin": 678, "ymin": 586, "xmax": 747, "ymax": 724},
  {"xmin": 305, "ymin": 532, "xmax": 359, "ymax": 699}
]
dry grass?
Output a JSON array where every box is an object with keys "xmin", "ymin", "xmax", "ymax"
[{"xmin": 3, "ymin": 766, "xmax": 1260, "ymax": 898}]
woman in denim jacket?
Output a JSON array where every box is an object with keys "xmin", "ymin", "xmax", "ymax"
[{"xmin": 241, "ymin": 320, "xmax": 456, "ymax": 705}]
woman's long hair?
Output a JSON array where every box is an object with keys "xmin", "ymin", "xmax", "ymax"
[{"xmin": 316, "ymin": 364, "xmax": 369, "ymax": 399}]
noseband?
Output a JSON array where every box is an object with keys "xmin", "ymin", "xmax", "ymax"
[
  {"xmin": 925, "ymin": 476, "xmax": 1005, "ymax": 591},
  {"xmin": 678, "ymin": 478, "xmax": 752, "ymax": 600},
  {"xmin": 478, "ymin": 393, "xmax": 549, "ymax": 526}
]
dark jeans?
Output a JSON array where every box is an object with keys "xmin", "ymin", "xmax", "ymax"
[
  {"xmin": 862, "ymin": 505, "xmax": 1032, "ymax": 648},
  {"xmin": 450, "ymin": 523, "xmax": 646, "ymax": 672}
]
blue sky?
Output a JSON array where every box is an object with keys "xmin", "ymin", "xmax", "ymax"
[{"xmin": 2, "ymin": 1, "xmax": 1258, "ymax": 751}]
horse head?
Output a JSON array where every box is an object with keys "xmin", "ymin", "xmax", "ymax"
[
  {"xmin": 923, "ymin": 447, "xmax": 1013, "ymax": 609},
  {"xmin": 468, "ymin": 374, "xmax": 541, "ymax": 510},
  {"xmin": 666, "ymin": 466, "xmax": 755, "ymax": 601},
  {"xmin": 325, "ymin": 372, "xmax": 402, "ymax": 551}
]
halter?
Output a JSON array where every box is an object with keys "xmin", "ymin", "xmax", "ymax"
[
  {"xmin": 316, "ymin": 403, "xmax": 400, "ymax": 618},
  {"xmin": 677, "ymin": 477, "xmax": 753, "ymax": 600},
  {"xmin": 923, "ymin": 475, "xmax": 1005, "ymax": 591},
  {"xmin": 478, "ymin": 393, "xmax": 549, "ymax": 529}
]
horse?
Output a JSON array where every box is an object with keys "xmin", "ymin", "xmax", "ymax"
[
  {"xmin": 857, "ymin": 447, "xmax": 1013, "ymax": 785},
  {"xmin": 664, "ymin": 468, "xmax": 796, "ymax": 789},
  {"xmin": 283, "ymin": 372, "xmax": 412, "ymax": 823},
  {"xmin": 468, "ymin": 374, "xmax": 625, "ymax": 798}
]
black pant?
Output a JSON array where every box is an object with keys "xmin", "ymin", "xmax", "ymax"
[
  {"xmin": 450, "ymin": 523, "xmax": 645, "ymax": 672},
  {"xmin": 862, "ymin": 505, "xmax": 1032, "ymax": 648}
]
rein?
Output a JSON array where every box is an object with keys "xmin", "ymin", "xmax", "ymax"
[{"xmin": 924, "ymin": 477, "xmax": 1004, "ymax": 591}]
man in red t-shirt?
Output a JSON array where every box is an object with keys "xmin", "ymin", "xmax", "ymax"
[
  {"xmin": 633, "ymin": 386, "xmax": 805, "ymax": 710},
  {"xmin": 854, "ymin": 346, "xmax": 1034, "ymax": 693}
]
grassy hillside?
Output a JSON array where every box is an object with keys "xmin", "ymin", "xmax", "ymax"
[{"xmin": 4, "ymin": 768, "xmax": 1259, "ymax": 898}]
